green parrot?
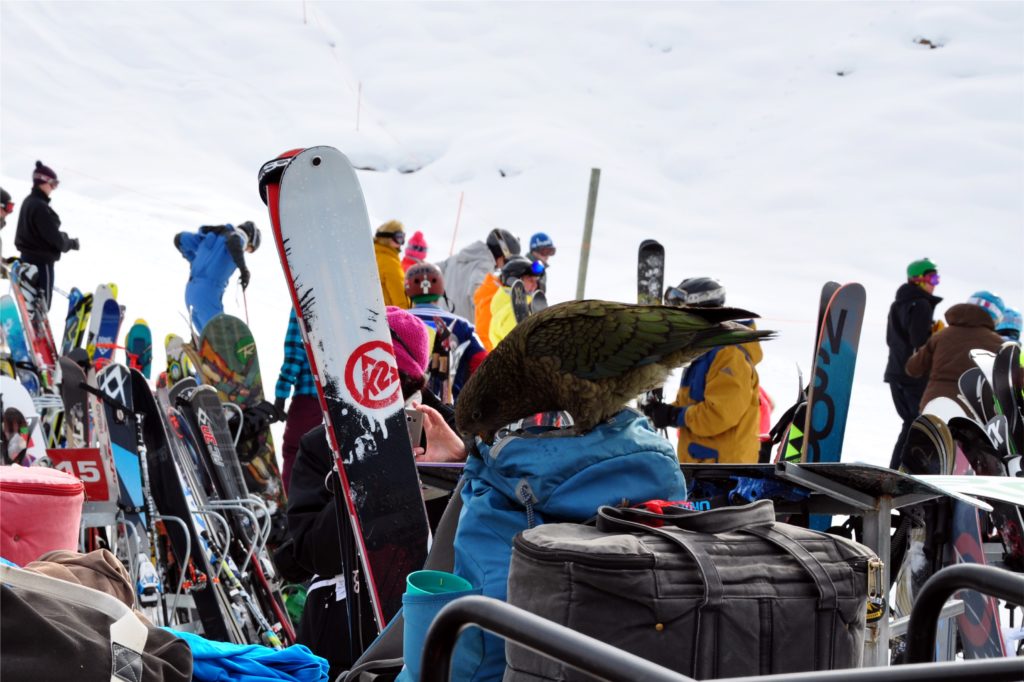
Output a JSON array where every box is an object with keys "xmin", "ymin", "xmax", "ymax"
[{"xmin": 455, "ymin": 299, "xmax": 775, "ymax": 442}]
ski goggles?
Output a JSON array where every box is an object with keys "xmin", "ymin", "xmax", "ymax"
[
  {"xmin": 2, "ymin": 201, "xmax": 13, "ymax": 213},
  {"xmin": 377, "ymin": 231, "xmax": 405, "ymax": 245},
  {"xmin": 530, "ymin": 260, "xmax": 545, "ymax": 275},
  {"xmin": 913, "ymin": 272, "xmax": 940, "ymax": 286},
  {"xmin": 532, "ymin": 246, "xmax": 556, "ymax": 257},
  {"xmin": 663, "ymin": 286, "xmax": 721, "ymax": 307}
]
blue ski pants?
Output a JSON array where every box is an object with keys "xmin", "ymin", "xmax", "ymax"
[{"xmin": 185, "ymin": 278, "xmax": 225, "ymax": 334}]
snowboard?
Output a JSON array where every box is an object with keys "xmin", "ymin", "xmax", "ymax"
[
  {"xmin": 1, "ymin": 293, "xmax": 40, "ymax": 394},
  {"xmin": 637, "ymin": 239, "xmax": 665, "ymax": 306},
  {"xmin": 991, "ymin": 341, "xmax": 1022, "ymax": 455},
  {"xmin": 951, "ymin": 500, "xmax": 1007, "ymax": 659},
  {"xmin": 530, "ymin": 290, "xmax": 548, "ymax": 314},
  {"xmin": 184, "ymin": 314, "xmax": 285, "ymax": 512},
  {"xmin": 125, "ymin": 319, "xmax": 153, "ymax": 379},
  {"xmin": 59, "ymin": 355, "xmax": 91, "ymax": 448},
  {"xmin": 261, "ymin": 146, "xmax": 429, "ymax": 630},
  {"xmin": 510, "ymin": 279, "xmax": 529, "ymax": 324},
  {"xmin": 801, "ymin": 282, "xmax": 866, "ymax": 464},
  {"xmin": 164, "ymin": 333, "xmax": 194, "ymax": 386},
  {"xmin": 959, "ymin": 366, "xmax": 997, "ymax": 424},
  {"xmin": 61, "ymin": 286, "xmax": 92, "ymax": 356}
]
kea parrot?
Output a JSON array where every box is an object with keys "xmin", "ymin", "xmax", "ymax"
[{"xmin": 455, "ymin": 299, "xmax": 775, "ymax": 442}]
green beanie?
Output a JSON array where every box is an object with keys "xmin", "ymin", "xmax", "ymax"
[{"xmin": 907, "ymin": 258, "xmax": 937, "ymax": 279}]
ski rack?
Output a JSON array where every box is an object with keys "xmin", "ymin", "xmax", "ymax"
[{"xmin": 420, "ymin": 595, "xmax": 1024, "ymax": 682}]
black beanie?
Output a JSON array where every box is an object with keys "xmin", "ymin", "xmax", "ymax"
[{"xmin": 32, "ymin": 160, "xmax": 58, "ymax": 186}]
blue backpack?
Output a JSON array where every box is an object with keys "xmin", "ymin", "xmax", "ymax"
[{"xmin": 452, "ymin": 408, "xmax": 688, "ymax": 681}]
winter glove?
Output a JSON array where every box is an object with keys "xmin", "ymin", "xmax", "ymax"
[
  {"xmin": 239, "ymin": 269, "xmax": 251, "ymax": 290},
  {"xmin": 931, "ymin": 320, "xmax": 946, "ymax": 334},
  {"xmin": 67, "ymin": 238, "xmax": 80, "ymax": 251},
  {"xmin": 273, "ymin": 397, "xmax": 288, "ymax": 421},
  {"xmin": 642, "ymin": 401, "xmax": 680, "ymax": 430}
]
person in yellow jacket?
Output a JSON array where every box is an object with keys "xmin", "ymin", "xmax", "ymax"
[
  {"xmin": 642, "ymin": 277, "xmax": 763, "ymax": 464},
  {"xmin": 488, "ymin": 256, "xmax": 542, "ymax": 347},
  {"xmin": 374, "ymin": 220, "xmax": 411, "ymax": 308}
]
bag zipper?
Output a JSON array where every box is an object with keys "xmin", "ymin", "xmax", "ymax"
[{"xmin": 0, "ymin": 481, "xmax": 85, "ymax": 496}]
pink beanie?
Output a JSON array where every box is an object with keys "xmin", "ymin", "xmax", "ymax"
[
  {"xmin": 406, "ymin": 230, "xmax": 428, "ymax": 259},
  {"xmin": 386, "ymin": 306, "xmax": 430, "ymax": 377}
]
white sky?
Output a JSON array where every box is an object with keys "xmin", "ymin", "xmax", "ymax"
[{"xmin": 2, "ymin": 1, "xmax": 1022, "ymax": 468}]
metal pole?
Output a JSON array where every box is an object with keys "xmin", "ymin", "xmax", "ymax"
[{"xmin": 575, "ymin": 168, "xmax": 600, "ymax": 300}]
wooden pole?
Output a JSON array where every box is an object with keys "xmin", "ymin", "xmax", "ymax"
[{"xmin": 575, "ymin": 168, "xmax": 601, "ymax": 300}]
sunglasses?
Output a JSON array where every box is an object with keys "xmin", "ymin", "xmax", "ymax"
[
  {"xmin": 2, "ymin": 202, "xmax": 13, "ymax": 213},
  {"xmin": 915, "ymin": 272, "xmax": 940, "ymax": 286}
]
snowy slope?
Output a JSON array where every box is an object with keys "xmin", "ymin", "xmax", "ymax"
[{"xmin": 2, "ymin": 1, "xmax": 1022, "ymax": 467}]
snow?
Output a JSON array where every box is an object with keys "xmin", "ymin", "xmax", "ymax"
[{"xmin": 2, "ymin": 1, "xmax": 1022, "ymax": 468}]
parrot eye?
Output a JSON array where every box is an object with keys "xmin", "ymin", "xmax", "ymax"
[{"xmin": 471, "ymin": 409, "xmax": 483, "ymax": 422}]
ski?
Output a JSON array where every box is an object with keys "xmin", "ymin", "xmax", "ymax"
[
  {"xmin": 530, "ymin": 289, "xmax": 548, "ymax": 314},
  {"xmin": 637, "ymin": 239, "xmax": 665, "ymax": 306},
  {"xmin": 260, "ymin": 146, "xmax": 429, "ymax": 630},
  {"xmin": 164, "ymin": 332, "xmax": 194, "ymax": 386},
  {"xmin": 61, "ymin": 287, "xmax": 92, "ymax": 356},
  {"xmin": 951, "ymin": 500, "xmax": 1007, "ymax": 659},
  {"xmin": 58, "ymin": 355, "xmax": 90, "ymax": 448},
  {"xmin": 510, "ymin": 279, "xmax": 529, "ymax": 324},
  {"xmin": 958, "ymin": 366, "xmax": 996, "ymax": 424},
  {"xmin": 991, "ymin": 342, "xmax": 1022, "ymax": 455}
]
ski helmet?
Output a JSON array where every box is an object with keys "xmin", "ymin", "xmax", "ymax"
[
  {"xmin": 966, "ymin": 290, "xmax": 1005, "ymax": 324},
  {"xmin": 500, "ymin": 255, "xmax": 541, "ymax": 286},
  {"xmin": 486, "ymin": 228, "xmax": 521, "ymax": 262},
  {"xmin": 906, "ymin": 258, "xmax": 937, "ymax": 279},
  {"xmin": 996, "ymin": 308, "xmax": 1022, "ymax": 341},
  {"xmin": 664, "ymin": 277, "xmax": 726, "ymax": 307},
  {"xmin": 238, "ymin": 221, "xmax": 261, "ymax": 251},
  {"xmin": 405, "ymin": 262, "xmax": 445, "ymax": 301},
  {"xmin": 376, "ymin": 220, "xmax": 406, "ymax": 246}
]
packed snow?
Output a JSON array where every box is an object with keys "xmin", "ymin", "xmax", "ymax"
[{"xmin": 2, "ymin": 1, "xmax": 1022, "ymax": 467}]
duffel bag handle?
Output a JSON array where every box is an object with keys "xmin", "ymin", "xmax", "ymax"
[
  {"xmin": 742, "ymin": 525, "xmax": 839, "ymax": 609},
  {"xmin": 612, "ymin": 499, "xmax": 777, "ymax": 534},
  {"xmin": 596, "ymin": 506, "xmax": 724, "ymax": 609}
]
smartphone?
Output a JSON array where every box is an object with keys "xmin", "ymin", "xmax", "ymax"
[{"xmin": 405, "ymin": 408, "xmax": 423, "ymax": 446}]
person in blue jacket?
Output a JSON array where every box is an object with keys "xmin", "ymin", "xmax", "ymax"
[{"xmin": 174, "ymin": 221, "xmax": 260, "ymax": 332}]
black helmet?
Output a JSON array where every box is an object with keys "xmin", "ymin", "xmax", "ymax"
[
  {"xmin": 238, "ymin": 221, "xmax": 261, "ymax": 251},
  {"xmin": 486, "ymin": 228, "xmax": 521, "ymax": 261},
  {"xmin": 405, "ymin": 261, "xmax": 445, "ymax": 301},
  {"xmin": 500, "ymin": 255, "xmax": 542, "ymax": 286},
  {"xmin": 664, "ymin": 277, "xmax": 725, "ymax": 307}
]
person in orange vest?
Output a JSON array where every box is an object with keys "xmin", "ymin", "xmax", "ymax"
[{"xmin": 471, "ymin": 228, "xmax": 520, "ymax": 351}]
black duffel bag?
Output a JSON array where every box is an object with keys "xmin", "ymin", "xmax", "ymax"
[{"xmin": 505, "ymin": 500, "xmax": 880, "ymax": 680}]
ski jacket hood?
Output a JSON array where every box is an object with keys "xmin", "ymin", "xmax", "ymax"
[
  {"xmin": 14, "ymin": 186, "xmax": 73, "ymax": 265},
  {"xmin": 884, "ymin": 282, "xmax": 942, "ymax": 385},
  {"xmin": 438, "ymin": 240, "xmax": 494, "ymax": 320},
  {"xmin": 673, "ymin": 337, "xmax": 763, "ymax": 464},
  {"xmin": 374, "ymin": 241, "xmax": 411, "ymax": 308},
  {"xmin": 905, "ymin": 302, "xmax": 1004, "ymax": 410}
]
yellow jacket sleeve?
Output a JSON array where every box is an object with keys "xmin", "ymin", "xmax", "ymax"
[{"xmin": 489, "ymin": 287, "xmax": 516, "ymax": 347}]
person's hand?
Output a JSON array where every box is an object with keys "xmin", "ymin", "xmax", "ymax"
[
  {"xmin": 273, "ymin": 397, "xmax": 288, "ymax": 421},
  {"xmin": 240, "ymin": 269, "xmax": 251, "ymax": 290},
  {"xmin": 642, "ymin": 401, "xmax": 680, "ymax": 430},
  {"xmin": 411, "ymin": 402, "xmax": 468, "ymax": 462},
  {"xmin": 68, "ymin": 238, "xmax": 80, "ymax": 250}
]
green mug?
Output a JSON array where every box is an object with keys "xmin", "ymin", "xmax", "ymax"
[{"xmin": 405, "ymin": 570, "xmax": 474, "ymax": 596}]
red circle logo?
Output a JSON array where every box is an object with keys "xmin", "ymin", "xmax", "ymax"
[{"xmin": 344, "ymin": 341, "xmax": 402, "ymax": 410}]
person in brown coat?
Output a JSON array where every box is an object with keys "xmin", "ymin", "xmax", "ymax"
[{"xmin": 905, "ymin": 291, "xmax": 1006, "ymax": 411}]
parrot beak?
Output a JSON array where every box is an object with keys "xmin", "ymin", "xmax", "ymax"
[{"xmin": 462, "ymin": 435, "xmax": 482, "ymax": 459}]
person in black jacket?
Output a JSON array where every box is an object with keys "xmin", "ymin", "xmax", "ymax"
[
  {"xmin": 884, "ymin": 258, "xmax": 943, "ymax": 469},
  {"xmin": 286, "ymin": 306, "xmax": 455, "ymax": 678},
  {"xmin": 14, "ymin": 161, "xmax": 79, "ymax": 309}
]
